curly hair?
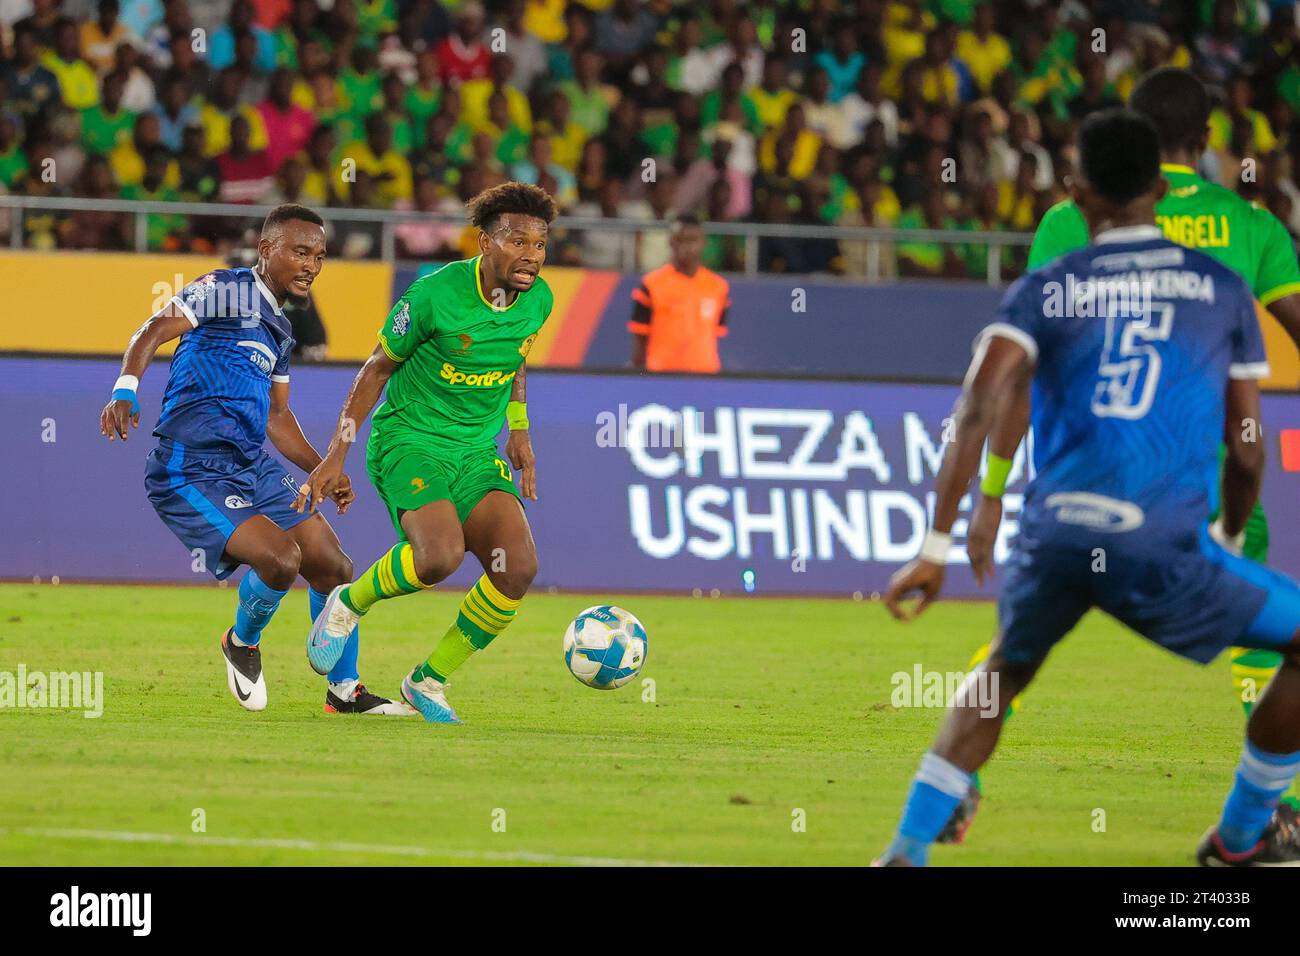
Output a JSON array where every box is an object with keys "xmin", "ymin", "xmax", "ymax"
[{"xmin": 466, "ymin": 181, "xmax": 557, "ymax": 232}]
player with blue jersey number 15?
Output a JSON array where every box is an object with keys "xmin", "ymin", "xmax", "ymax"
[
  {"xmin": 879, "ymin": 110, "xmax": 1300, "ymax": 867},
  {"xmin": 98, "ymin": 203, "xmax": 414, "ymax": 718}
]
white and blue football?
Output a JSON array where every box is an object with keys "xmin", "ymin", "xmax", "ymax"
[{"xmin": 563, "ymin": 605, "xmax": 648, "ymax": 690}]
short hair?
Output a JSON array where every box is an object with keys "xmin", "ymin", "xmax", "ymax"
[
  {"xmin": 1078, "ymin": 109, "xmax": 1161, "ymax": 205},
  {"xmin": 1128, "ymin": 67, "xmax": 1210, "ymax": 153},
  {"xmin": 262, "ymin": 203, "xmax": 324, "ymax": 234},
  {"xmin": 466, "ymin": 181, "xmax": 557, "ymax": 231}
]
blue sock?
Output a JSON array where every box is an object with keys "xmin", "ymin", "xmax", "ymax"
[
  {"xmin": 233, "ymin": 571, "xmax": 288, "ymax": 646},
  {"xmin": 1218, "ymin": 741, "xmax": 1300, "ymax": 854},
  {"xmin": 310, "ymin": 587, "xmax": 359, "ymax": 684},
  {"xmin": 885, "ymin": 752, "xmax": 972, "ymax": 866}
]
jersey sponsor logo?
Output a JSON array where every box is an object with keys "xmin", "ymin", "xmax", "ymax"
[
  {"xmin": 224, "ymin": 495, "xmax": 253, "ymax": 509},
  {"xmin": 451, "ymin": 334, "xmax": 474, "ymax": 355},
  {"xmin": 439, "ymin": 362, "xmax": 517, "ymax": 387},
  {"xmin": 238, "ymin": 339, "xmax": 277, "ymax": 375},
  {"xmin": 1043, "ymin": 492, "xmax": 1144, "ymax": 532},
  {"xmin": 391, "ymin": 301, "xmax": 411, "ymax": 337},
  {"xmin": 518, "ymin": 333, "xmax": 537, "ymax": 358}
]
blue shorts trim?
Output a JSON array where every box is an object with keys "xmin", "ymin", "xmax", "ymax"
[
  {"xmin": 997, "ymin": 524, "xmax": 1297, "ymax": 666},
  {"xmin": 145, "ymin": 441, "xmax": 312, "ymax": 580},
  {"xmin": 166, "ymin": 442, "xmax": 236, "ymax": 540}
]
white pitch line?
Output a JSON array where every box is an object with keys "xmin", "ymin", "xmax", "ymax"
[{"xmin": 3, "ymin": 827, "xmax": 712, "ymax": 868}]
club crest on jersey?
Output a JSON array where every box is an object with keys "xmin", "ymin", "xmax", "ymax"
[{"xmin": 391, "ymin": 301, "xmax": 411, "ymax": 337}]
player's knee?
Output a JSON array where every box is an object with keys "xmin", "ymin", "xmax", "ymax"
[
  {"xmin": 311, "ymin": 549, "xmax": 353, "ymax": 589},
  {"xmin": 412, "ymin": 541, "xmax": 464, "ymax": 585},
  {"xmin": 258, "ymin": 541, "xmax": 301, "ymax": 589},
  {"xmin": 494, "ymin": 550, "xmax": 537, "ymax": 600}
]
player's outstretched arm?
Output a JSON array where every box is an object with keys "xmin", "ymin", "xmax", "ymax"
[
  {"xmin": 884, "ymin": 335, "xmax": 1032, "ymax": 620},
  {"xmin": 99, "ymin": 303, "xmax": 193, "ymax": 442},
  {"xmin": 267, "ymin": 381, "xmax": 354, "ymax": 515},
  {"xmin": 294, "ymin": 345, "xmax": 398, "ymax": 513},
  {"xmin": 505, "ymin": 361, "xmax": 537, "ymax": 501},
  {"xmin": 965, "ymin": 384, "xmax": 1030, "ymax": 584},
  {"xmin": 1220, "ymin": 378, "xmax": 1265, "ymax": 545}
]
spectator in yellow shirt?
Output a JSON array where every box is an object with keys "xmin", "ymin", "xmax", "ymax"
[
  {"xmin": 1209, "ymin": 73, "xmax": 1277, "ymax": 154},
  {"xmin": 81, "ymin": 0, "xmax": 133, "ymax": 75},
  {"xmin": 199, "ymin": 68, "xmax": 269, "ymax": 157},
  {"xmin": 460, "ymin": 54, "xmax": 533, "ymax": 134},
  {"xmin": 524, "ymin": 0, "xmax": 568, "ymax": 44},
  {"xmin": 342, "ymin": 114, "xmax": 413, "ymax": 208},
  {"xmin": 534, "ymin": 88, "xmax": 587, "ymax": 170},
  {"xmin": 42, "ymin": 18, "xmax": 100, "ymax": 110},
  {"xmin": 746, "ymin": 56, "xmax": 799, "ymax": 132},
  {"xmin": 758, "ymin": 103, "xmax": 822, "ymax": 180},
  {"xmin": 956, "ymin": 3, "xmax": 1011, "ymax": 94},
  {"xmin": 109, "ymin": 111, "xmax": 180, "ymax": 188},
  {"xmin": 882, "ymin": 0, "xmax": 935, "ymax": 68}
]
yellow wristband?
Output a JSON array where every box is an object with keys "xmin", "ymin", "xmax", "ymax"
[
  {"xmin": 506, "ymin": 400, "xmax": 529, "ymax": 431},
  {"xmin": 980, "ymin": 452, "xmax": 1013, "ymax": 498}
]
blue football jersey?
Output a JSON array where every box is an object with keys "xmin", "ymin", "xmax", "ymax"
[
  {"xmin": 979, "ymin": 224, "xmax": 1268, "ymax": 544},
  {"xmin": 153, "ymin": 267, "xmax": 295, "ymax": 461}
]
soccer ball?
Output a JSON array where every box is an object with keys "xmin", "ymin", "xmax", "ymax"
[{"xmin": 563, "ymin": 605, "xmax": 648, "ymax": 690}]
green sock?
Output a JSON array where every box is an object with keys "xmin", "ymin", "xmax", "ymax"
[
  {"xmin": 419, "ymin": 575, "xmax": 522, "ymax": 681},
  {"xmin": 340, "ymin": 542, "xmax": 431, "ymax": 614}
]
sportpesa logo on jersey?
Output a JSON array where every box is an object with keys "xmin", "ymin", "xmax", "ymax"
[{"xmin": 439, "ymin": 363, "xmax": 517, "ymax": 387}]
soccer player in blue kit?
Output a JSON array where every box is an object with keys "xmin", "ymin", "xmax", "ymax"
[
  {"xmin": 99, "ymin": 204, "xmax": 413, "ymax": 717},
  {"xmin": 879, "ymin": 111, "xmax": 1300, "ymax": 866}
]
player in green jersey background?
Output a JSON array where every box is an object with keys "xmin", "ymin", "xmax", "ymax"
[
  {"xmin": 294, "ymin": 182, "xmax": 557, "ymax": 723},
  {"xmin": 948, "ymin": 69, "xmax": 1300, "ymax": 841}
]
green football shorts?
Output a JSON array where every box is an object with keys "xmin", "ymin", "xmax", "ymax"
[{"xmin": 366, "ymin": 440, "xmax": 520, "ymax": 538}]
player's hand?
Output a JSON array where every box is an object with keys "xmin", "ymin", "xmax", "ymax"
[
  {"xmin": 506, "ymin": 429, "xmax": 537, "ymax": 501},
  {"xmin": 99, "ymin": 398, "xmax": 139, "ymax": 441},
  {"xmin": 883, "ymin": 559, "xmax": 945, "ymax": 622},
  {"xmin": 330, "ymin": 472, "xmax": 355, "ymax": 515},
  {"xmin": 966, "ymin": 494, "xmax": 1002, "ymax": 586},
  {"xmin": 295, "ymin": 454, "xmax": 345, "ymax": 513}
]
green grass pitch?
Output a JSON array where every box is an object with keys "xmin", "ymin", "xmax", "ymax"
[{"xmin": 0, "ymin": 582, "xmax": 1250, "ymax": 866}]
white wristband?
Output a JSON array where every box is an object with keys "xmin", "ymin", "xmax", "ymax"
[
  {"xmin": 919, "ymin": 529, "xmax": 952, "ymax": 564},
  {"xmin": 113, "ymin": 374, "xmax": 140, "ymax": 393},
  {"xmin": 1209, "ymin": 518, "xmax": 1245, "ymax": 556}
]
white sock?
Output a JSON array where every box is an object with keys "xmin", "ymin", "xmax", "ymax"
[
  {"xmin": 230, "ymin": 632, "xmax": 251, "ymax": 648},
  {"xmin": 329, "ymin": 679, "xmax": 358, "ymax": 701}
]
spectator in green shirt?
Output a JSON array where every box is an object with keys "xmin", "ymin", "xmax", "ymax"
[
  {"xmin": 80, "ymin": 68, "xmax": 134, "ymax": 156},
  {"xmin": 120, "ymin": 147, "xmax": 187, "ymax": 251},
  {"xmin": 405, "ymin": 50, "xmax": 443, "ymax": 148},
  {"xmin": 0, "ymin": 115, "xmax": 29, "ymax": 189},
  {"xmin": 559, "ymin": 49, "xmax": 612, "ymax": 136},
  {"xmin": 379, "ymin": 73, "xmax": 414, "ymax": 155}
]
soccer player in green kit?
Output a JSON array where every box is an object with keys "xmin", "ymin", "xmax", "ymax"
[
  {"xmin": 293, "ymin": 182, "xmax": 556, "ymax": 722},
  {"xmin": 946, "ymin": 68, "xmax": 1300, "ymax": 841}
]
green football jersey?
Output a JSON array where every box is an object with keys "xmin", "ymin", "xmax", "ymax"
[
  {"xmin": 372, "ymin": 256, "xmax": 553, "ymax": 450},
  {"xmin": 1028, "ymin": 163, "xmax": 1300, "ymax": 304}
]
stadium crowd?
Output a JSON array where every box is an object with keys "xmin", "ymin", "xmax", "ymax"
[{"xmin": 2, "ymin": 0, "xmax": 1300, "ymax": 277}]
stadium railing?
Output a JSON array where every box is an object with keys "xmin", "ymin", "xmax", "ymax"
[{"xmin": 0, "ymin": 194, "xmax": 1034, "ymax": 283}]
